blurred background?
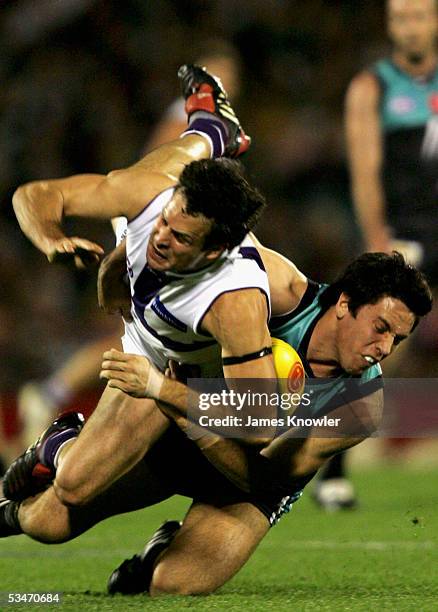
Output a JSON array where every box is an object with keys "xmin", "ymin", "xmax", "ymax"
[{"xmin": 0, "ymin": 0, "xmax": 435, "ymax": 461}]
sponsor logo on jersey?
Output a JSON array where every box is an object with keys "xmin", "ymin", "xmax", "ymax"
[
  {"xmin": 388, "ymin": 96, "xmax": 416, "ymax": 114},
  {"xmin": 288, "ymin": 362, "xmax": 305, "ymax": 394},
  {"xmin": 429, "ymin": 93, "xmax": 438, "ymax": 114}
]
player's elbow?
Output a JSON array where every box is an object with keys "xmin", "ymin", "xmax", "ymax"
[{"xmin": 242, "ymin": 435, "xmax": 273, "ymax": 447}]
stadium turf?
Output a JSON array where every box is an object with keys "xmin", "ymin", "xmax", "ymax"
[{"xmin": 1, "ymin": 466, "xmax": 437, "ymax": 611}]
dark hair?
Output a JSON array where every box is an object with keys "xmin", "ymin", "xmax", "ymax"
[
  {"xmin": 319, "ymin": 252, "xmax": 433, "ymax": 327},
  {"xmin": 176, "ymin": 158, "xmax": 266, "ymax": 249}
]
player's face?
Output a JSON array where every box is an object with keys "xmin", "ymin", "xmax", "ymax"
[
  {"xmin": 336, "ymin": 295, "xmax": 415, "ymax": 375},
  {"xmin": 387, "ymin": 0, "xmax": 438, "ymax": 61},
  {"xmin": 146, "ymin": 192, "xmax": 221, "ymax": 273}
]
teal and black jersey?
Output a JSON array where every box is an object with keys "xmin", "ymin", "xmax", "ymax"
[
  {"xmin": 371, "ymin": 59, "xmax": 438, "ymax": 262},
  {"xmin": 270, "ymin": 280, "xmax": 383, "ymax": 419}
]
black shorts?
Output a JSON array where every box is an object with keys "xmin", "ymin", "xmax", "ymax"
[{"xmin": 143, "ymin": 426, "xmax": 303, "ymax": 526}]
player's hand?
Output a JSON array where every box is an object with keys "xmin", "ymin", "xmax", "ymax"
[
  {"xmin": 48, "ymin": 237, "xmax": 104, "ymax": 269},
  {"xmin": 100, "ymin": 349, "xmax": 164, "ymax": 399}
]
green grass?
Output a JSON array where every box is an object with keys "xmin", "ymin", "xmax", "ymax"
[{"xmin": 1, "ymin": 467, "xmax": 437, "ymax": 611}]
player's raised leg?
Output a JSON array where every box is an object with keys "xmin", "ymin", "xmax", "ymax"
[
  {"xmin": 54, "ymin": 387, "xmax": 169, "ymax": 506},
  {"xmin": 3, "ymin": 387, "xmax": 169, "ymax": 507},
  {"xmin": 0, "ymin": 452, "xmax": 175, "ymax": 543}
]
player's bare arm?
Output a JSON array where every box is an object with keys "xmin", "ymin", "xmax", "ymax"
[
  {"xmin": 199, "ymin": 388, "xmax": 383, "ymax": 494},
  {"xmin": 12, "ymin": 135, "xmax": 210, "ymax": 266},
  {"xmin": 200, "ymin": 288, "xmax": 272, "ymax": 373},
  {"xmin": 165, "ymin": 388, "xmax": 383, "ymax": 494},
  {"xmin": 345, "ymin": 71, "xmax": 390, "ymax": 252},
  {"xmin": 251, "ymin": 235, "xmax": 308, "ymax": 316},
  {"xmin": 263, "ymin": 389, "xmax": 384, "ymax": 481}
]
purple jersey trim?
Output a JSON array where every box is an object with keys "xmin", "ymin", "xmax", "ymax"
[
  {"xmin": 135, "ymin": 310, "xmax": 216, "ymax": 352},
  {"xmin": 151, "ymin": 296, "xmax": 188, "ymax": 332},
  {"xmin": 132, "ymin": 265, "xmax": 169, "ymax": 310},
  {"xmin": 238, "ymin": 246, "xmax": 266, "ymax": 272}
]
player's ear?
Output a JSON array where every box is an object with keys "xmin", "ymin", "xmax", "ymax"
[
  {"xmin": 205, "ymin": 246, "xmax": 225, "ymax": 260},
  {"xmin": 335, "ymin": 292, "xmax": 350, "ymax": 319}
]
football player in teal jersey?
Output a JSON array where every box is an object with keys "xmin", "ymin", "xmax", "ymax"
[
  {"xmin": 346, "ymin": 0, "xmax": 438, "ymax": 264},
  {"xmin": 98, "ymin": 247, "xmax": 431, "ymax": 596}
]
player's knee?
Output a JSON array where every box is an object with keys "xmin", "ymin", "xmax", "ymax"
[
  {"xmin": 150, "ymin": 563, "xmax": 217, "ymax": 596},
  {"xmin": 53, "ymin": 475, "xmax": 90, "ymax": 507}
]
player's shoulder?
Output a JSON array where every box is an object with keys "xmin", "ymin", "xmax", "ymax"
[
  {"xmin": 209, "ymin": 286, "xmax": 268, "ymax": 317},
  {"xmin": 347, "ymin": 67, "xmax": 380, "ymax": 99},
  {"xmin": 346, "ymin": 69, "xmax": 381, "ymax": 107}
]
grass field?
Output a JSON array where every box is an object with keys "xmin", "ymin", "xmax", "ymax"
[{"xmin": 1, "ymin": 466, "xmax": 437, "ymax": 611}]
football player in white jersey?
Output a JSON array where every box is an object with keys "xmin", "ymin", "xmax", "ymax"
[
  {"xmin": 5, "ymin": 65, "xmax": 278, "ymax": 509},
  {"xmin": 15, "ymin": 39, "xmax": 243, "ymax": 451}
]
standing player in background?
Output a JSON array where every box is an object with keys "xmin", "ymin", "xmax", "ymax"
[
  {"xmin": 346, "ymin": 0, "xmax": 438, "ymax": 265},
  {"xmin": 16, "ymin": 40, "xmax": 242, "ymax": 448},
  {"xmin": 340, "ymin": 0, "xmax": 438, "ymax": 499}
]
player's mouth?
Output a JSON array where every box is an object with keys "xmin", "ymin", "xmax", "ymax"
[
  {"xmin": 363, "ymin": 355, "xmax": 378, "ymax": 366},
  {"xmin": 148, "ymin": 243, "xmax": 168, "ymax": 264}
]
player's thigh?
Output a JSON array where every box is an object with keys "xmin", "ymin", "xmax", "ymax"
[
  {"xmin": 68, "ymin": 456, "xmax": 175, "ymax": 537},
  {"xmin": 151, "ymin": 501, "xmax": 270, "ymax": 595},
  {"xmin": 56, "ymin": 384, "xmax": 169, "ymax": 500},
  {"xmin": 20, "ymin": 457, "xmax": 174, "ymax": 543}
]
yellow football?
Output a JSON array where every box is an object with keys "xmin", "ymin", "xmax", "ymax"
[{"xmin": 272, "ymin": 337, "xmax": 305, "ymax": 395}]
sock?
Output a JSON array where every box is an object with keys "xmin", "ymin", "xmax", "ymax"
[
  {"xmin": 181, "ymin": 111, "xmax": 228, "ymax": 158},
  {"xmin": 0, "ymin": 499, "xmax": 22, "ymax": 536},
  {"xmin": 39, "ymin": 429, "xmax": 79, "ymax": 471},
  {"xmin": 319, "ymin": 451, "xmax": 346, "ymax": 481}
]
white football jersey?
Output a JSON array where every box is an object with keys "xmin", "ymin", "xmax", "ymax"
[{"xmin": 121, "ymin": 188, "xmax": 270, "ymax": 376}]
